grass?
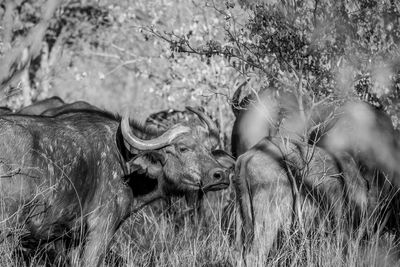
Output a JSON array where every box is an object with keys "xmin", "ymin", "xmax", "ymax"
[
  {"xmin": 1, "ymin": 189, "xmax": 399, "ymax": 267},
  {"xmin": 111, "ymin": 193, "xmax": 400, "ymax": 267}
]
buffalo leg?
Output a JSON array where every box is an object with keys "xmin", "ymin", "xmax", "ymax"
[
  {"xmin": 249, "ymin": 175, "xmax": 293, "ymax": 263},
  {"xmin": 235, "ymin": 151, "xmax": 293, "ymax": 263},
  {"xmin": 81, "ymin": 213, "xmax": 118, "ymax": 267}
]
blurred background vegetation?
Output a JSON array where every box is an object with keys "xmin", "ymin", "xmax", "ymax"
[
  {"xmin": 0, "ymin": 0, "xmax": 240, "ymax": 150},
  {"xmin": 1, "ymin": 0, "xmax": 400, "ymax": 135}
]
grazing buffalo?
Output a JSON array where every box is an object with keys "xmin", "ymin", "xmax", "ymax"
[
  {"xmin": 232, "ymin": 136, "xmax": 368, "ymax": 260},
  {"xmin": 0, "ymin": 108, "xmax": 230, "ymax": 266},
  {"xmin": 17, "ymin": 96, "xmax": 65, "ymax": 115},
  {"xmin": 40, "ymin": 100, "xmax": 101, "ymax": 116}
]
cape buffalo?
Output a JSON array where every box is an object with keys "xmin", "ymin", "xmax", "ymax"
[
  {"xmin": 232, "ymin": 137, "xmax": 368, "ymax": 261},
  {"xmin": 145, "ymin": 107, "xmax": 232, "ymax": 222},
  {"xmin": 229, "ymin": 91, "xmax": 400, "ymax": 258},
  {"xmin": 314, "ymin": 102, "xmax": 400, "ymax": 187},
  {"xmin": 228, "ymin": 78, "xmax": 400, "ymax": 263},
  {"xmin": 231, "ymin": 82, "xmax": 400, "ymax": 192},
  {"xmin": 17, "ymin": 96, "xmax": 65, "ymax": 115},
  {"xmin": 311, "ymin": 101, "xmax": 400, "ymax": 237},
  {"xmin": 0, "ymin": 109, "xmax": 230, "ymax": 266}
]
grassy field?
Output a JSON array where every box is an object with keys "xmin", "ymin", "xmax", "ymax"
[
  {"xmin": 1, "ymin": 192, "xmax": 399, "ymax": 266},
  {"xmin": 98, "ymin": 195, "xmax": 400, "ymax": 267}
]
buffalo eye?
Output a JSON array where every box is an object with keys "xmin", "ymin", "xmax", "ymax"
[{"xmin": 178, "ymin": 145, "xmax": 190, "ymax": 153}]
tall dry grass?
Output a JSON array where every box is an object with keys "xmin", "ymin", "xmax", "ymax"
[
  {"xmin": 0, "ymin": 185, "xmax": 399, "ymax": 266},
  {"xmin": 111, "ymin": 191, "xmax": 400, "ymax": 267}
]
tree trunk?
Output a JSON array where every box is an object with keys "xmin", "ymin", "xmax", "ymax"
[
  {"xmin": 38, "ymin": 42, "xmax": 50, "ymax": 100},
  {"xmin": 21, "ymin": 68, "xmax": 32, "ymax": 106},
  {"xmin": 0, "ymin": 0, "xmax": 63, "ymax": 96},
  {"xmin": 1, "ymin": 0, "xmax": 16, "ymax": 48}
]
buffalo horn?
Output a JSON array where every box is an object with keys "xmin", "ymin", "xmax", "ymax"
[
  {"xmin": 186, "ymin": 106, "xmax": 219, "ymax": 145},
  {"xmin": 231, "ymin": 79, "xmax": 249, "ymax": 117},
  {"xmin": 121, "ymin": 115, "xmax": 191, "ymax": 150}
]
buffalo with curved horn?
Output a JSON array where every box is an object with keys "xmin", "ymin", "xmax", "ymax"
[
  {"xmin": 145, "ymin": 106, "xmax": 234, "ymax": 223},
  {"xmin": 0, "ymin": 108, "xmax": 230, "ymax": 266}
]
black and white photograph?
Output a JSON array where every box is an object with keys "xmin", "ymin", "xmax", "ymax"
[{"xmin": 0, "ymin": 0, "xmax": 400, "ymax": 266}]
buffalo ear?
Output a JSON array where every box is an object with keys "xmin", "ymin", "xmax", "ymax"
[
  {"xmin": 128, "ymin": 151, "xmax": 165, "ymax": 179},
  {"xmin": 212, "ymin": 149, "xmax": 236, "ymax": 169}
]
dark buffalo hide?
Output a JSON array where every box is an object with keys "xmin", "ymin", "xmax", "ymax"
[{"xmin": 0, "ymin": 109, "xmax": 229, "ymax": 266}]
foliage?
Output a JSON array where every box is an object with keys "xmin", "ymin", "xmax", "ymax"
[
  {"xmin": 0, "ymin": 0, "xmax": 113, "ymax": 106},
  {"xmin": 1, "ymin": 0, "xmax": 238, "ymax": 140},
  {"xmin": 152, "ymin": 0, "xmax": 400, "ymax": 123}
]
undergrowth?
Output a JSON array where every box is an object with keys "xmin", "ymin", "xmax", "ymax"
[{"xmin": 1, "ymin": 190, "xmax": 399, "ymax": 266}]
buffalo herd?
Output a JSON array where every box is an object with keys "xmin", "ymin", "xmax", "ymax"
[
  {"xmin": 0, "ymin": 88, "xmax": 400, "ymax": 265},
  {"xmin": 230, "ymin": 85, "xmax": 400, "ymax": 261}
]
